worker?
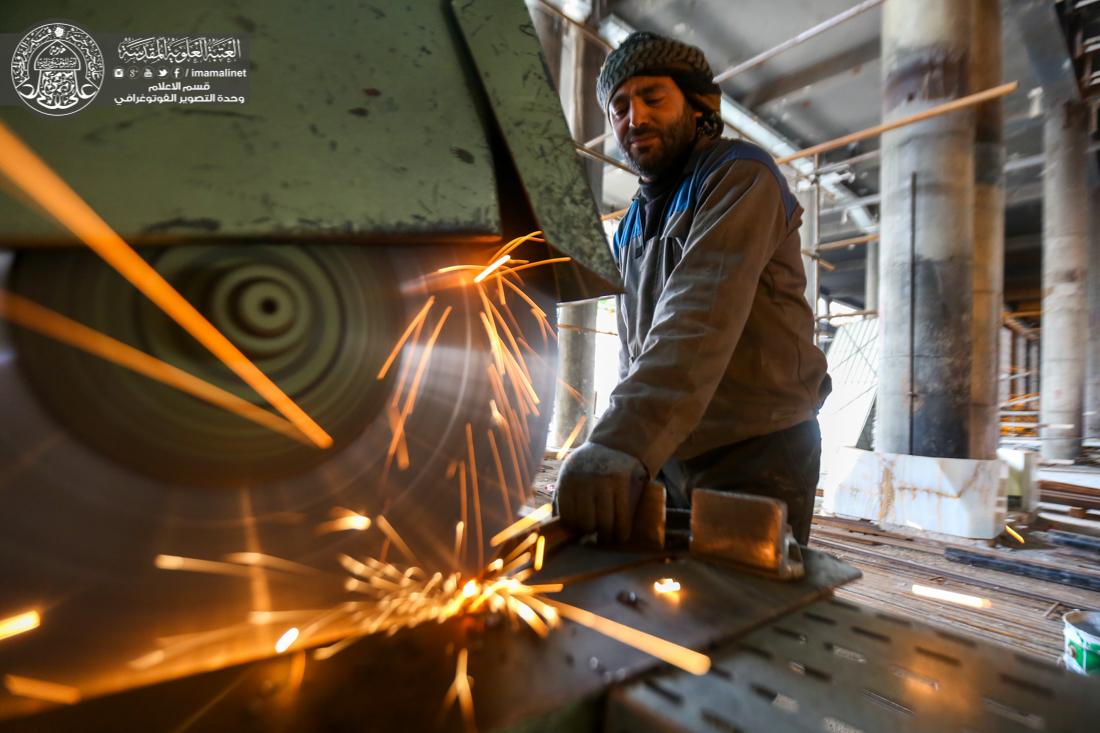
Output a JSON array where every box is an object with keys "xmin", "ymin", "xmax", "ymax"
[{"xmin": 555, "ymin": 31, "xmax": 830, "ymax": 546}]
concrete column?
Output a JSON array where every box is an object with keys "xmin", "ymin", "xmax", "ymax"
[
  {"xmin": 1028, "ymin": 339, "xmax": 1040, "ymax": 397},
  {"xmin": 798, "ymin": 188, "xmax": 819, "ymax": 311},
  {"xmin": 877, "ymin": 0, "xmax": 976, "ymax": 458},
  {"xmin": 1013, "ymin": 330, "xmax": 1028, "ymax": 400},
  {"xmin": 968, "ymin": 0, "xmax": 1004, "ymax": 459},
  {"xmin": 864, "ymin": 241, "xmax": 879, "ymax": 312},
  {"xmin": 998, "ymin": 327, "xmax": 1011, "ymax": 407},
  {"xmin": 1040, "ymin": 101, "xmax": 1089, "ymax": 460},
  {"xmin": 553, "ymin": 302, "xmax": 597, "ymax": 446},
  {"xmin": 1087, "ymin": 187, "xmax": 1100, "ymax": 440},
  {"xmin": 550, "ymin": 3, "xmax": 601, "ymax": 447}
]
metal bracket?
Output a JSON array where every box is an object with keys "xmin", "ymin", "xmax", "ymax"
[{"xmin": 689, "ymin": 490, "xmax": 806, "ymax": 580}]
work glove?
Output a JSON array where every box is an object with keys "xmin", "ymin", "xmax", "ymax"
[{"xmin": 554, "ymin": 441, "xmax": 648, "ymax": 544}]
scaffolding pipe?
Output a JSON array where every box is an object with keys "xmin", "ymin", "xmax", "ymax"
[
  {"xmin": 816, "ymin": 233, "xmax": 880, "ymax": 251},
  {"xmin": 776, "ymin": 82, "xmax": 1018, "ymax": 165},
  {"xmin": 532, "ymin": 0, "xmax": 613, "ymax": 51},
  {"xmin": 713, "ymin": 0, "xmax": 885, "ymax": 83}
]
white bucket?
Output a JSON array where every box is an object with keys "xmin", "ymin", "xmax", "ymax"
[{"xmin": 1063, "ymin": 610, "xmax": 1100, "ymax": 675}]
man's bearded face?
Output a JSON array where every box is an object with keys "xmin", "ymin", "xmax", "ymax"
[{"xmin": 608, "ymin": 75, "xmax": 699, "ymax": 181}]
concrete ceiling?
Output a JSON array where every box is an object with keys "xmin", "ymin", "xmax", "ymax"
[{"xmin": 598, "ymin": 0, "xmax": 1093, "ymax": 309}]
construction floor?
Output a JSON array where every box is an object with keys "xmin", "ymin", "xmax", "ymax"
[{"xmin": 533, "ymin": 458, "xmax": 1100, "ymax": 664}]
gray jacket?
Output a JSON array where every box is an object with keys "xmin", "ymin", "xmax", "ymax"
[{"xmin": 589, "ymin": 137, "xmax": 830, "ymax": 476}]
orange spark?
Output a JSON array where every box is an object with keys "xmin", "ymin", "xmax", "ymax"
[
  {"xmin": 458, "ymin": 460, "xmax": 469, "ymax": 566},
  {"xmin": 654, "ymin": 578, "xmax": 681, "ymax": 594},
  {"xmin": 465, "ymin": 423, "xmax": 485, "ymax": 569},
  {"xmin": 557, "ymin": 378, "xmax": 585, "ymax": 405},
  {"xmin": 454, "ymin": 521, "xmax": 465, "ymax": 568},
  {"xmin": 499, "ymin": 276, "xmax": 546, "ymax": 318},
  {"xmin": 502, "ymin": 533, "xmax": 539, "ymax": 565},
  {"xmin": 385, "ymin": 404, "xmax": 410, "ymax": 471},
  {"xmin": 390, "ymin": 301, "xmax": 429, "ymax": 409},
  {"xmin": 479, "ymin": 311, "xmax": 505, "ymax": 374},
  {"xmin": 377, "ymin": 297, "xmax": 435, "ymax": 380},
  {"xmin": 488, "ymin": 399, "xmax": 506, "ymax": 427},
  {"xmin": 0, "ymin": 122, "xmax": 331, "ymax": 449},
  {"xmin": 522, "ymin": 583, "xmax": 563, "ymax": 594},
  {"xmin": 473, "ymin": 255, "xmax": 511, "ymax": 284},
  {"xmin": 0, "ymin": 610, "xmax": 40, "ymax": 642},
  {"xmin": 275, "ymin": 627, "xmax": 300, "ymax": 653},
  {"xmin": 534, "ymin": 536, "xmax": 546, "ymax": 572},
  {"xmin": 541, "ymin": 598, "xmax": 711, "ymax": 675},
  {"xmin": 500, "ymin": 257, "xmax": 572, "ymax": 275},
  {"xmin": 385, "ymin": 306, "xmax": 453, "ymax": 466},
  {"xmin": 497, "ymin": 300, "xmax": 529, "ymax": 354},
  {"xmin": 490, "ymin": 504, "xmax": 552, "ymax": 547},
  {"xmin": 500, "ymin": 552, "xmax": 531, "ymax": 577},
  {"xmin": 453, "ymin": 648, "xmax": 475, "ymax": 731},
  {"xmin": 1005, "ymin": 525, "xmax": 1025, "ymax": 544},
  {"xmin": 154, "ymin": 554, "xmax": 254, "ymax": 577},
  {"xmin": 486, "ymin": 429, "xmax": 512, "ymax": 519},
  {"xmin": 313, "ymin": 635, "xmax": 359, "ymax": 661},
  {"xmin": 496, "ymin": 400, "xmax": 529, "ymax": 504},
  {"xmin": 0, "ymin": 290, "xmax": 309, "ymax": 445},
  {"xmin": 436, "ymin": 265, "xmax": 483, "ymax": 275},
  {"xmin": 223, "ymin": 553, "xmax": 319, "ymax": 575},
  {"xmin": 3, "ymin": 674, "xmax": 80, "ymax": 705},
  {"xmin": 554, "ymin": 415, "xmax": 587, "ymax": 460},
  {"xmin": 491, "ymin": 231, "xmax": 546, "ymax": 263},
  {"xmin": 375, "ymin": 516, "xmax": 420, "ymax": 568},
  {"xmin": 484, "ymin": 297, "xmax": 535, "ymax": 388},
  {"xmin": 508, "ymin": 597, "xmax": 548, "ymax": 637},
  {"xmin": 316, "ymin": 508, "xmax": 371, "ymax": 534}
]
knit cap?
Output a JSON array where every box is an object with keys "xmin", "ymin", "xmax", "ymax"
[{"xmin": 596, "ymin": 31, "xmax": 723, "ymax": 138}]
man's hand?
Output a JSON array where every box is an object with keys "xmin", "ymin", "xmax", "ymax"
[{"xmin": 554, "ymin": 441, "xmax": 648, "ymax": 544}]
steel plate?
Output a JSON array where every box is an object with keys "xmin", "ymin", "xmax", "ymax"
[
  {"xmin": 0, "ymin": 547, "xmax": 860, "ymax": 731},
  {"xmin": 609, "ymin": 595, "xmax": 1100, "ymax": 732}
]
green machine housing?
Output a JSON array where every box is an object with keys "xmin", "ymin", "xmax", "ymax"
[{"xmin": 0, "ymin": 0, "xmax": 620, "ymax": 302}]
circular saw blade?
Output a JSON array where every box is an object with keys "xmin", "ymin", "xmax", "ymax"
[{"xmin": 0, "ymin": 241, "xmax": 558, "ymax": 718}]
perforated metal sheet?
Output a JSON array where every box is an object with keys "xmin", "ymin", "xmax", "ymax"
[{"xmin": 609, "ymin": 596, "xmax": 1100, "ymax": 733}]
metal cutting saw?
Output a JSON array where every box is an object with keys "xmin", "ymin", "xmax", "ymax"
[{"xmin": 1, "ymin": 2, "xmax": 1098, "ymax": 732}]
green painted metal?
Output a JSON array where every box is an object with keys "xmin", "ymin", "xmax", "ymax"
[
  {"xmin": 451, "ymin": 0, "xmax": 620, "ymax": 299},
  {"xmin": 0, "ymin": 0, "xmax": 501, "ymax": 244},
  {"xmin": 0, "ymin": 0, "xmax": 618, "ymax": 300}
]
